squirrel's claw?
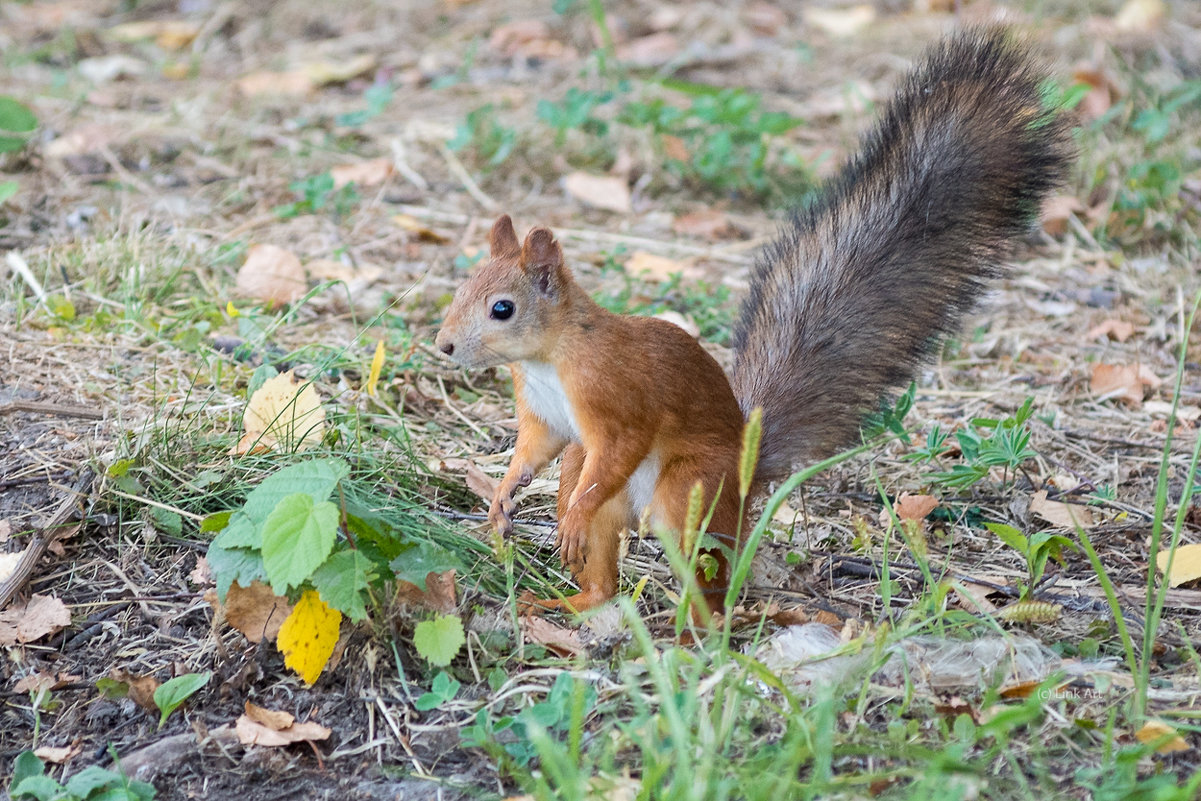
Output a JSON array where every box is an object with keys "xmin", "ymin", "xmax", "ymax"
[{"xmin": 488, "ymin": 492, "xmax": 516, "ymax": 536}]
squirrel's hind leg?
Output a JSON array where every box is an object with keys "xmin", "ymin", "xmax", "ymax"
[{"xmin": 520, "ymin": 444, "xmax": 629, "ymax": 615}]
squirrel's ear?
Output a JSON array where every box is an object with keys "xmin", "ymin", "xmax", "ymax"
[
  {"xmin": 488, "ymin": 214, "xmax": 520, "ymax": 259},
  {"xmin": 521, "ymin": 227, "xmax": 564, "ymax": 297}
]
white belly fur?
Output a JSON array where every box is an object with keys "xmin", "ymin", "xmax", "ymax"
[
  {"xmin": 626, "ymin": 452, "xmax": 661, "ymax": 515},
  {"xmin": 519, "ymin": 361, "xmax": 581, "ymax": 441}
]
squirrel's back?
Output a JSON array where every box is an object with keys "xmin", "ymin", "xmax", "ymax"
[{"xmin": 733, "ymin": 28, "xmax": 1075, "ymax": 481}]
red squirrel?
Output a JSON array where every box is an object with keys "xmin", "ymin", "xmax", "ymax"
[{"xmin": 435, "ymin": 29, "xmax": 1074, "ymax": 617}]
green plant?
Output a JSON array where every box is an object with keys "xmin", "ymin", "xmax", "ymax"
[
  {"xmin": 448, "ymin": 104, "xmax": 517, "ymax": 168},
  {"xmin": 924, "ymin": 398, "xmax": 1037, "ymax": 490},
  {"xmin": 335, "ymin": 82, "xmax": 393, "ymax": 127},
  {"xmin": 9, "ymin": 750, "xmax": 155, "ymax": 801},
  {"xmin": 415, "ymin": 670, "xmax": 461, "ymax": 711},
  {"xmin": 537, "ymin": 87, "xmax": 616, "ymax": 145},
  {"xmin": 273, "ymin": 172, "xmax": 359, "ymax": 220},
  {"xmin": 153, "ymin": 672, "xmax": 211, "ymax": 729},
  {"xmin": 984, "ymin": 523, "xmax": 1075, "ymax": 600},
  {"xmin": 0, "ymin": 96, "xmax": 37, "ymax": 203}
]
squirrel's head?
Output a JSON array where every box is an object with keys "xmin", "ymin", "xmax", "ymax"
[{"xmin": 435, "ymin": 214, "xmax": 571, "ymax": 368}]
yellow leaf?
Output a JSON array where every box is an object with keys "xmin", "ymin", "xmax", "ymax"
[
  {"xmin": 367, "ymin": 340, "xmax": 386, "ymax": 397},
  {"xmin": 277, "ymin": 590, "xmax": 342, "ymax": 685},
  {"xmin": 234, "ymin": 370, "xmax": 326, "ymax": 455},
  {"xmin": 226, "ymin": 300, "xmax": 240, "ymax": 317},
  {"xmin": 1135, "ymin": 720, "xmax": 1190, "ymax": 753},
  {"xmin": 1155, "ymin": 543, "xmax": 1201, "ymax": 588}
]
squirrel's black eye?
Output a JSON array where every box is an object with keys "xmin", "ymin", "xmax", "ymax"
[{"xmin": 490, "ymin": 300, "xmax": 515, "ymax": 320}]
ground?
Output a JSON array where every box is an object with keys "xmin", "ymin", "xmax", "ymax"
[{"xmin": 1, "ymin": 0, "xmax": 1201, "ymax": 799}]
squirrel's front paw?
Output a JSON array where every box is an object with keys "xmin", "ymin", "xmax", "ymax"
[
  {"xmin": 488, "ymin": 491, "xmax": 516, "ymax": 536},
  {"xmin": 555, "ymin": 511, "xmax": 588, "ymax": 567}
]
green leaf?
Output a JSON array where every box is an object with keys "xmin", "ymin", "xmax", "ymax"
[
  {"xmin": 0, "ymin": 180, "xmax": 18, "ymax": 204},
  {"xmin": 153, "ymin": 671, "xmax": 211, "ymax": 729},
  {"xmin": 151, "ymin": 507, "xmax": 183, "ymax": 536},
  {"xmin": 65, "ymin": 765, "xmax": 123, "ymax": 797},
  {"xmin": 200, "ymin": 510, "xmax": 233, "ymax": 534},
  {"xmin": 413, "ymin": 614, "xmax": 465, "ymax": 666},
  {"xmin": 10, "ymin": 775, "xmax": 63, "ymax": 801},
  {"xmin": 242, "ymin": 459, "xmax": 349, "ymax": 525},
  {"xmin": 0, "ymin": 135, "xmax": 28, "ymax": 153},
  {"xmin": 96, "ymin": 677, "xmax": 129, "ymax": 699},
  {"xmin": 0, "ymin": 97, "xmax": 37, "ymax": 132},
  {"xmin": 206, "ymin": 541, "xmax": 266, "ymax": 601},
  {"xmin": 311, "ymin": 549, "xmax": 374, "ymax": 622},
  {"xmin": 389, "ymin": 541, "xmax": 463, "ymax": 592},
  {"xmin": 246, "ymin": 363, "xmax": 278, "ymax": 396},
  {"xmin": 986, "ymin": 522, "xmax": 1029, "ymax": 555},
  {"xmin": 10, "ymin": 751, "xmax": 45, "ymax": 791},
  {"xmin": 210, "ymin": 511, "xmax": 259, "ymax": 548},
  {"xmin": 260, "ymin": 494, "xmax": 339, "ymax": 594}
]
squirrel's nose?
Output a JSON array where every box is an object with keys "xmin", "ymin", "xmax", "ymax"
[{"xmin": 440, "ymin": 341, "xmax": 454, "ymax": 356}]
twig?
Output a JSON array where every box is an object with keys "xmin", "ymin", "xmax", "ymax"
[
  {"xmin": 0, "ymin": 400, "xmax": 105, "ymax": 420},
  {"xmin": 0, "ymin": 471, "xmax": 94, "ymax": 610},
  {"xmin": 436, "ymin": 141, "xmax": 496, "ymax": 211}
]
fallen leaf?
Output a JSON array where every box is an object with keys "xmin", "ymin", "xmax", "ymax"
[
  {"xmin": 1135, "ymin": 720, "xmax": 1189, "ymax": 753},
  {"xmin": 189, "ymin": 556, "xmax": 212, "ymax": 586},
  {"xmin": 277, "ymin": 589, "xmax": 341, "ymax": 685},
  {"xmin": 244, "ymin": 701, "xmax": 294, "ymax": 730},
  {"xmin": 396, "ymin": 569, "xmax": 459, "ymax": 614},
  {"xmin": 1090, "ymin": 363, "xmax": 1162, "ymax": 406},
  {"xmin": 43, "ymin": 124, "xmax": 122, "ymax": 159},
  {"xmin": 661, "ymin": 134, "xmax": 689, "ymax": 162},
  {"xmin": 392, "ymin": 214, "xmax": 450, "ymax": 243},
  {"xmin": 108, "ymin": 669, "xmax": 160, "ymax": 713},
  {"xmin": 236, "ymin": 243, "xmax": 307, "ymax": 307},
  {"xmin": 1113, "ymin": 0, "xmax": 1166, "ymax": 33},
  {"xmin": 673, "ymin": 209, "xmax": 737, "ymax": 240},
  {"xmin": 0, "ymin": 594, "xmax": 72, "ymax": 646},
  {"xmin": 1029, "ymin": 490, "xmax": 1095, "ymax": 529},
  {"xmin": 303, "ymin": 54, "xmax": 378, "ymax": 86},
  {"xmin": 330, "ymin": 158, "xmax": 394, "ymax": 189},
  {"xmin": 522, "ymin": 615, "xmax": 585, "ymax": 657},
  {"xmin": 306, "ymin": 259, "xmax": 384, "ymax": 286},
  {"xmin": 1143, "ymin": 401, "xmax": 1201, "ymax": 422},
  {"xmin": 235, "ymin": 713, "xmax": 331, "ymax": 746},
  {"xmin": 465, "ymin": 463, "xmax": 498, "ymax": 503},
  {"xmin": 214, "ymin": 580, "xmax": 294, "ymax": 643},
  {"xmin": 616, "ymin": 32, "xmax": 681, "ymax": 68},
  {"xmin": 1155, "ymin": 543, "xmax": 1201, "ymax": 589},
  {"xmin": 77, "ymin": 55, "xmax": 147, "ymax": 84},
  {"xmin": 0, "ymin": 519, "xmax": 10, "ymax": 542},
  {"xmin": 563, "ymin": 172, "xmax": 631, "ymax": 214},
  {"xmin": 1041, "ymin": 195, "xmax": 1084, "ymax": 237},
  {"xmin": 625, "ymin": 251, "xmax": 695, "ymax": 282},
  {"xmin": 1085, "ymin": 319, "xmax": 1136, "ymax": 342},
  {"xmin": 803, "ymin": 5, "xmax": 876, "ymax": 37},
  {"xmin": 235, "ymin": 70, "xmax": 314, "ymax": 97},
  {"xmin": 0, "ymin": 547, "xmax": 25, "ymax": 582},
  {"xmin": 106, "ymin": 19, "xmax": 201, "ymax": 50},
  {"xmin": 234, "ymin": 370, "xmax": 326, "ymax": 455},
  {"xmin": 1072, "ymin": 68, "xmax": 1117, "ymax": 121},
  {"xmin": 653, "ymin": 310, "xmax": 699, "ymax": 338},
  {"xmin": 34, "ymin": 745, "xmax": 81, "ymax": 764},
  {"xmin": 488, "ymin": 19, "xmax": 574, "ymax": 60},
  {"xmin": 894, "ymin": 493, "xmax": 939, "ymax": 522},
  {"xmin": 744, "ymin": 2, "xmax": 788, "ymax": 35}
]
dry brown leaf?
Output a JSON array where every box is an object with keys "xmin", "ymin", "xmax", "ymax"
[
  {"xmin": 392, "ymin": 214, "xmax": 450, "ymax": 243},
  {"xmin": 1090, "ymin": 363, "xmax": 1162, "ymax": 406},
  {"xmin": 653, "ymin": 311, "xmax": 700, "ymax": 338},
  {"xmin": 563, "ymin": 172, "xmax": 631, "ymax": 214},
  {"xmin": 244, "ymin": 701, "xmax": 295, "ymax": 730},
  {"xmin": 1155, "ymin": 543, "xmax": 1201, "ymax": 589},
  {"xmin": 44, "ymin": 124, "xmax": 122, "ymax": 159},
  {"xmin": 216, "ymin": 580, "xmax": 294, "ymax": 643},
  {"xmin": 1135, "ymin": 720, "xmax": 1189, "ymax": 753},
  {"xmin": 894, "ymin": 493, "xmax": 939, "ymax": 522},
  {"xmin": 673, "ymin": 209, "xmax": 737, "ymax": 240},
  {"xmin": 625, "ymin": 251, "xmax": 695, "ymax": 282},
  {"xmin": 0, "ymin": 593, "xmax": 72, "ymax": 646},
  {"xmin": 13, "ymin": 670, "xmax": 79, "ymax": 694},
  {"xmin": 395, "ymin": 568, "xmax": 458, "ymax": 613},
  {"xmin": 303, "ymin": 54, "xmax": 378, "ymax": 86},
  {"xmin": 1072, "ymin": 68, "xmax": 1117, "ymax": 121},
  {"xmin": 1114, "ymin": 0, "xmax": 1166, "ymax": 33},
  {"xmin": 306, "ymin": 259, "xmax": 385, "ymax": 285},
  {"xmin": 107, "ymin": 19, "xmax": 201, "ymax": 50},
  {"xmin": 616, "ymin": 33, "xmax": 681, "ymax": 68},
  {"xmin": 236, "ymin": 244, "xmax": 307, "ymax": 307},
  {"xmin": 33, "ymin": 744, "xmax": 81, "ymax": 764},
  {"xmin": 0, "ymin": 519, "xmax": 10, "ymax": 542},
  {"xmin": 744, "ymin": 2, "xmax": 788, "ymax": 34},
  {"xmin": 0, "ymin": 547, "xmax": 25, "ymax": 582},
  {"xmin": 661, "ymin": 134, "xmax": 689, "ymax": 162},
  {"xmin": 189, "ymin": 556, "xmax": 212, "ymax": 586},
  {"xmin": 235, "ymin": 713, "xmax": 331, "ymax": 746},
  {"xmin": 1041, "ymin": 195, "xmax": 1084, "ymax": 237},
  {"xmin": 1143, "ymin": 401, "xmax": 1201, "ymax": 422},
  {"xmin": 330, "ymin": 158, "xmax": 393, "ymax": 189},
  {"xmin": 234, "ymin": 370, "xmax": 326, "ymax": 456},
  {"xmin": 109, "ymin": 669, "xmax": 160, "ymax": 713},
  {"xmin": 522, "ymin": 615, "xmax": 585, "ymax": 657},
  {"xmin": 489, "ymin": 19, "xmax": 575, "ymax": 60},
  {"xmin": 465, "ymin": 463, "xmax": 498, "ymax": 503},
  {"xmin": 1029, "ymin": 490, "xmax": 1095, "ymax": 529},
  {"xmin": 1086, "ymin": 319, "xmax": 1136, "ymax": 343},
  {"xmin": 803, "ymin": 5, "xmax": 876, "ymax": 37},
  {"xmin": 235, "ymin": 70, "xmax": 314, "ymax": 97}
]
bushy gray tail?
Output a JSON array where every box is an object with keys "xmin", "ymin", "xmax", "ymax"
[{"xmin": 732, "ymin": 28, "xmax": 1074, "ymax": 482}]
